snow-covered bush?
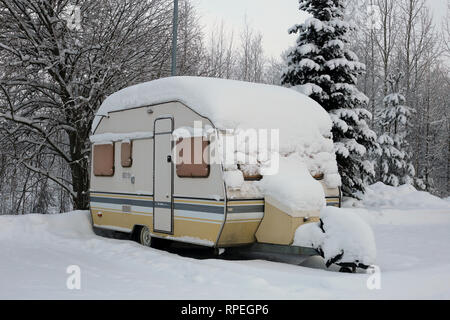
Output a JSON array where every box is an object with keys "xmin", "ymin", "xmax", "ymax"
[{"xmin": 293, "ymin": 206, "xmax": 377, "ymax": 268}]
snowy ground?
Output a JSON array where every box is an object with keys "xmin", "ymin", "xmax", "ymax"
[{"xmin": 1, "ymin": 184, "xmax": 449, "ymax": 299}]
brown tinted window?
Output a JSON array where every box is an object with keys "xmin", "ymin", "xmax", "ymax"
[
  {"xmin": 121, "ymin": 141, "xmax": 133, "ymax": 168},
  {"xmin": 176, "ymin": 137, "xmax": 210, "ymax": 178},
  {"xmin": 239, "ymin": 164, "xmax": 262, "ymax": 181},
  {"xmin": 93, "ymin": 144, "xmax": 115, "ymax": 177}
]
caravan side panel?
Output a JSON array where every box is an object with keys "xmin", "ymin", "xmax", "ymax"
[
  {"xmin": 91, "ymin": 137, "xmax": 154, "ymax": 232},
  {"xmin": 90, "ymin": 102, "xmax": 226, "ymax": 246}
]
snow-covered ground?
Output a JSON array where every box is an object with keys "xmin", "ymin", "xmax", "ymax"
[{"xmin": 0, "ymin": 184, "xmax": 449, "ymax": 300}]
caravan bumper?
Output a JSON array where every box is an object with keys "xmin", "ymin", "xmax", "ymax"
[{"xmin": 248, "ymin": 242, "xmax": 319, "ymax": 256}]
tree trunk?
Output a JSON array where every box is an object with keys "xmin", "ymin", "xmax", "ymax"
[{"xmin": 68, "ymin": 131, "xmax": 90, "ymax": 210}]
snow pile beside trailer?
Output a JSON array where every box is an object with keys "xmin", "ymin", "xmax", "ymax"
[
  {"xmin": 0, "ymin": 211, "xmax": 93, "ymax": 240},
  {"xmin": 357, "ymin": 182, "xmax": 450, "ymax": 210},
  {"xmin": 93, "ymin": 76, "xmax": 341, "ymax": 190},
  {"xmin": 293, "ymin": 206, "xmax": 377, "ymax": 266}
]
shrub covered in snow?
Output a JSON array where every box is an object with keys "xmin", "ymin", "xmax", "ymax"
[{"xmin": 293, "ymin": 206, "xmax": 377, "ymax": 267}]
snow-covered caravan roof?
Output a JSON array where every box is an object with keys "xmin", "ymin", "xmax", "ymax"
[
  {"xmin": 92, "ymin": 77, "xmax": 341, "ymax": 191},
  {"xmin": 93, "ymin": 76, "xmax": 330, "ymax": 141}
]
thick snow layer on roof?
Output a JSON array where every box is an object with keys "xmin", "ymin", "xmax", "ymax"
[{"xmin": 93, "ymin": 76, "xmax": 331, "ymax": 138}]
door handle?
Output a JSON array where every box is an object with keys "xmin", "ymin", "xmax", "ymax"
[{"xmin": 167, "ymin": 155, "xmax": 172, "ymax": 163}]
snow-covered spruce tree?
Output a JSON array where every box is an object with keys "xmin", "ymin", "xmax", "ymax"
[
  {"xmin": 377, "ymin": 73, "xmax": 415, "ymax": 186},
  {"xmin": 281, "ymin": 0, "xmax": 378, "ymax": 196}
]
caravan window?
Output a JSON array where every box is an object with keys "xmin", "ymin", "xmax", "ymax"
[
  {"xmin": 93, "ymin": 143, "xmax": 115, "ymax": 177},
  {"xmin": 176, "ymin": 137, "xmax": 210, "ymax": 178},
  {"xmin": 121, "ymin": 141, "xmax": 133, "ymax": 168},
  {"xmin": 239, "ymin": 164, "xmax": 263, "ymax": 181}
]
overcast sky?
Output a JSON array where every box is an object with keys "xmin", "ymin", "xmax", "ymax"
[{"xmin": 194, "ymin": 0, "xmax": 448, "ymax": 59}]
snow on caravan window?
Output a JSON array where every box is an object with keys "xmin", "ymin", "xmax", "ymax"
[
  {"xmin": 121, "ymin": 141, "xmax": 133, "ymax": 168},
  {"xmin": 239, "ymin": 164, "xmax": 262, "ymax": 181},
  {"xmin": 176, "ymin": 137, "xmax": 210, "ymax": 178},
  {"xmin": 93, "ymin": 143, "xmax": 115, "ymax": 177}
]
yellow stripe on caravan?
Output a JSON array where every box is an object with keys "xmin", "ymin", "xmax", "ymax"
[
  {"xmin": 174, "ymin": 217, "xmax": 222, "ymax": 224},
  {"xmin": 174, "ymin": 199, "xmax": 224, "ymax": 206},
  {"xmin": 228, "ymin": 201, "xmax": 265, "ymax": 206},
  {"xmin": 92, "ymin": 207, "xmax": 221, "ymax": 224},
  {"xmin": 226, "ymin": 219, "xmax": 263, "ymax": 224},
  {"xmin": 91, "ymin": 207, "xmax": 153, "ymax": 216}
]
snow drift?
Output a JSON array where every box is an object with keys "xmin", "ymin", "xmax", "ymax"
[
  {"xmin": 0, "ymin": 211, "xmax": 93, "ymax": 240},
  {"xmin": 2, "ymin": 208, "xmax": 450, "ymax": 299},
  {"xmin": 356, "ymin": 182, "xmax": 450, "ymax": 210}
]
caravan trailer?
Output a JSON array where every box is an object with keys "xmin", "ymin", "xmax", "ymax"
[{"xmin": 89, "ymin": 77, "xmax": 343, "ymax": 260}]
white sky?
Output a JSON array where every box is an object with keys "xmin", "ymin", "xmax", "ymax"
[{"xmin": 194, "ymin": 0, "xmax": 448, "ymax": 59}]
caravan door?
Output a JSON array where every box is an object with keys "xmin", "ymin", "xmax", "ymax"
[{"xmin": 153, "ymin": 117, "xmax": 174, "ymax": 234}]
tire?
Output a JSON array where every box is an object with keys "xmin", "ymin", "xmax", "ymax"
[
  {"xmin": 134, "ymin": 225, "xmax": 172, "ymax": 249},
  {"xmin": 139, "ymin": 226, "xmax": 152, "ymax": 247}
]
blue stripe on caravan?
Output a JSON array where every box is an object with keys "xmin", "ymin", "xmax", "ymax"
[
  {"xmin": 90, "ymin": 196, "xmax": 224, "ymax": 214},
  {"xmin": 228, "ymin": 205, "xmax": 265, "ymax": 213},
  {"xmin": 174, "ymin": 203, "xmax": 224, "ymax": 214},
  {"xmin": 227, "ymin": 199, "xmax": 265, "ymax": 214},
  {"xmin": 90, "ymin": 197, "xmax": 153, "ymax": 208},
  {"xmin": 89, "ymin": 191, "xmax": 153, "ymax": 197}
]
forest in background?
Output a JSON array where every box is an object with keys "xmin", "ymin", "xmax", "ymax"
[{"xmin": 0, "ymin": 0, "xmax": 449, "ymax": 215}]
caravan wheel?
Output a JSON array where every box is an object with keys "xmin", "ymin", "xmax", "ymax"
[{"xmin": 139, "ymin": 226, "xmax": 152, "ymax": 247}]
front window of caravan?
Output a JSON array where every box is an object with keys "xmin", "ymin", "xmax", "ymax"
[
  {"xmin": 93, "ymin": 143, "xmax": 115, "ymax": 177},
  {"xmin": 175, "ymin": 137, "xmax": 210, "ymax": 178},
  {"xmin": 312, "ymin": 172, "xmax": 324, "ymax": 180},
  {"xmin": 239, "ymin": 164, "xmax": 263, "ymax": 181}
]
